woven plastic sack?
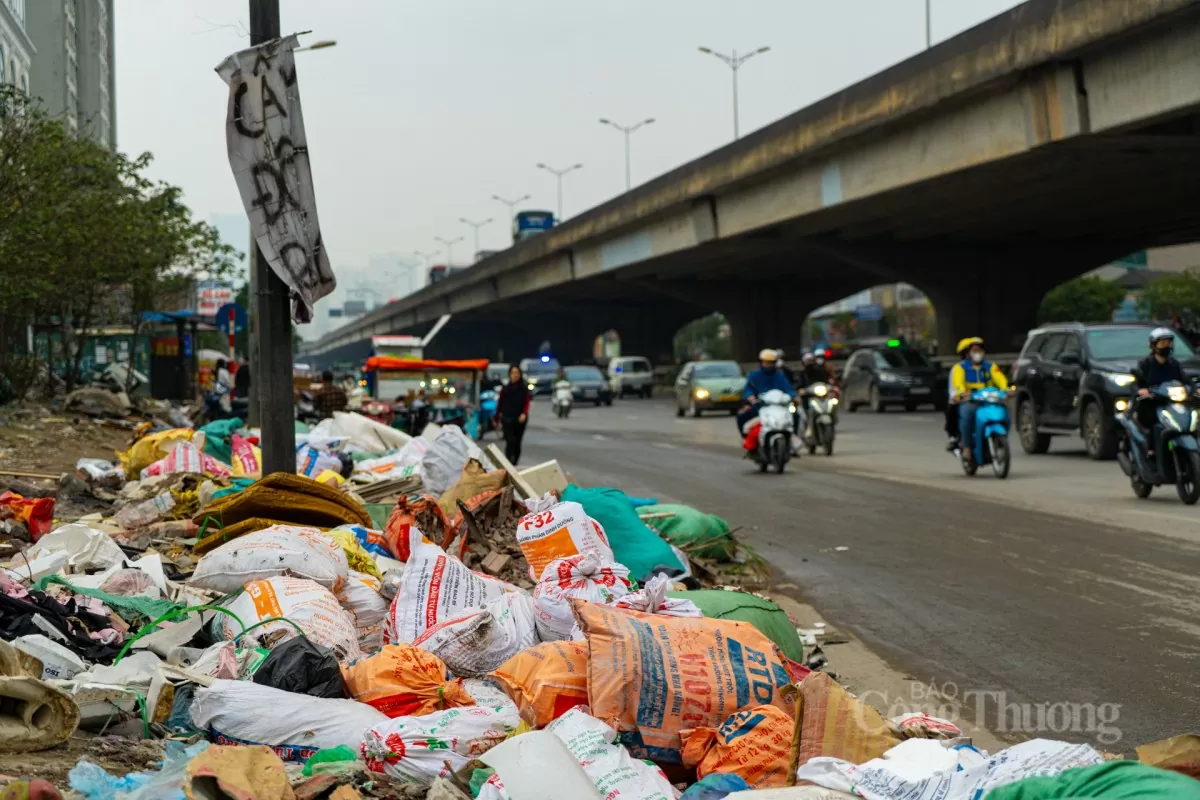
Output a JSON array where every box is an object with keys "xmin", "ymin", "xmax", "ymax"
[
  {"xmin": 682, "ymin": 705, "xmax": 794, "ymax": 788},
  {"xmin": 218, "ymin": 577, "xmax": 362, "ymax": 661},
  {"xmin": 560, "ymin": 484, "xmax": 682, "ymax": 580},
  {"xmin": 488, "ymin": 640, "xmax": 590, "ymax": 728},
  {"xmin": 412, "ymin": 591, "xmax": 538, "ymax": 677},
  {"xmin": 516, "ymin": 494, "xmax": 613, "ymax": 580},
  {"xmin": 420, "ymin": 425, "xmax": 483, "ymax": 496},
  {"xmin": 637, "ymin": 503, "xmax": 737, "ymax": 561},
  {"xmin": 325, "ymin": 526, "xmax": 384, "ymax": 580},
  {"xmin": 341, "ymin": 643, "xmax": 474, "ymax": 718},
  {"xmin": 532, "ymin": 554, "xmax": 630, "ymax": 641},
  {"xmin": 335, "ymin": 570, "xmax": 389, "ymax": 654},
  {"xmin": 613, "ymin": 574, "xmax": 702, "ymax": 618},
  {"xmin": 671, "ymin": 589, "xmax": 805, "ymax": 662},
  {"xmin": 190, "ymin": 525, "xmax": 349, "ymax": 594},
  {"xmin": 361, "ymin": 705, "xmax": 519, "ymax": 786}
]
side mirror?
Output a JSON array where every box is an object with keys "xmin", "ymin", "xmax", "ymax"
[{"xmin": 1060, "ymin": 350, "xmax": 1082, "ymax": 365}]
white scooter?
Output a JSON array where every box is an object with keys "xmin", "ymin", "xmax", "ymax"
[
  {"xmin": 552, "ymin": 379, "xmax": 574, "ymax": 419},
  {"xmin": 749, "ymin": 389, "xmax": 796, "ymax": 473}
]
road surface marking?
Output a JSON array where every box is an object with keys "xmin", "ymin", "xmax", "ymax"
[
  {"xmin": 655, "ymin": 442, "xmax": 677, "ymax": 450},
  {"xmin": 592, "ymin": 434, "xmax": 608, "ymax": 441}
]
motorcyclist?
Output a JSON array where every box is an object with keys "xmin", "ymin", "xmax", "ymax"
[
  {"xmin": 799, "ymin": 352, "xmax": 828, "ymax": 387},
  {"xmin": 738, "ymin": 349, "xmax": 796, "ymax": 435},
  {"xmin": 1132, "ymin": 328, "xmax": 1188, "ymax": 455},
  {"xmin": 948, "ymin": 337, "xmax": 1009, "ymax": 452}
]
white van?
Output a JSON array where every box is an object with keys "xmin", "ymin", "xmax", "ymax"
[{"xmin": 606, "ymin": 356, "xmax": 654, "ymax": 398}]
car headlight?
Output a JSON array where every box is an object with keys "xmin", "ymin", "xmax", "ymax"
[
  {"xmin": 1114, "ymin": 399, "xmax": 1129, "ymax": 412},
  {"xmin": 694, "ymin": 388, "xmax": 710, "ymax": 400},
  {"xmin": 878, "ymin": 372, "xmax": 900, "ymax": 384},
  {"xmin": 1168, "ymin": 385, "xmax": 1188, "ymax": 403},
  {"xmin": 527, "ymin": 383, "xmax": 537, "ymax": 391},
  {"xmin": 813, "ymin": 384, "xmax": 828, "ymax": 397},
  {"xmin": 1106, "ymin": 373, "xmax": 1136, "ymax": 388}
]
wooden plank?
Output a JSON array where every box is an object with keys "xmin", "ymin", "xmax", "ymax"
[
  {"xmin": 484, "ymin": 444, "xmax": 537, "ymax": 499},
  {"xmin": 0, "ymin": 470, "xmax": 60, "ymax": 480}
]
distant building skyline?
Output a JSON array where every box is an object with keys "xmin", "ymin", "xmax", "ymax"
[{"xmin": 28, "ymin": 0, "xmax": 116, "ymax": 147}]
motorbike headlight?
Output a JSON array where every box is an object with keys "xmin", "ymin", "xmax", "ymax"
[
  {"xmin": 813, "ymin": 384, "xmax": 828, "ymax": 397},
  {"xmin": 527, "ymin": 383, "xmax": 536, "ymax": 391},
  {"xmin": 1168, "ymin": 385, "xmax": 1188, "ymax": 403},
  {"xmin": 788, "ymin": 403, "xmax": 797, "ymax": 414},
  {"xmin": 1114, "ymin": 399, "xmax": 1129, "ymax": 412},
  {"xmin": 694, "ymin": 388, "xmax": 710, "ymax": 400},
  {"xmin": 1107, "ymin": 373, "xmax": 1136, "ymax": 388},
  {"xmin": 830, "ymin": 397, "xmax": 839, "ymax": 406}
]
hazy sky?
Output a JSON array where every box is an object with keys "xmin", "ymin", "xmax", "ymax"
[{"xmin": 115, "ymin": 0, "xmax": 1023, "ymax": 275}]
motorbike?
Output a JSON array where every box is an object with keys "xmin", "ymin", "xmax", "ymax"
[
  {"xmin": 552, "ymin": 379, "xmax": 574, "ymax": 419},
  {"xmin": 1115, "ymin": 380, "xmax": 1200, "ymax": 504},
  {"xmin": 957, "ymin": 387, "xmax": 1011, "ymax": 479},
  {"xmin": 750, "ymin": 389, "xmax": 795, "ymax": 474},
  {"xmin": 477, "ymin": 389, "xmax": 499, "ymax": 440},
  {"xmin": 800, "ymin": 382, "xmax": 838, "ymax": 456}
]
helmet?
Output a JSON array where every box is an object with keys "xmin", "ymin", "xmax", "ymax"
[
  {"xmin": 757, "ymin": 348, "xmax": 778, "ymax": 363},
  {"xmin": 801, "ymin": 352, "xmax": 815, "ymax": 365},
  {"xmin": 1150, "ymin": 327, "xmax": 1175, "ymax": 346},
  {"xmin": 956, "ymin": 337, "xmax": 984, "ymax": 356}
]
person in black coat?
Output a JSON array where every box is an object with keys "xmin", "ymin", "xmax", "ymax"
[{"xmin": 496, "ymin": 365, "xmax": 532, "ymax": 464}]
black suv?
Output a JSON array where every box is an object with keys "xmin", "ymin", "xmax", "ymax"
[{"xmin": 1012, "ymin": 323, "xmax": 1200, "ymax": 459}]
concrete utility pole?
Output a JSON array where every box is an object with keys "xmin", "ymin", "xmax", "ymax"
[
  {"xmin": 599, "ymin": 118, "xmax": 655, "ymax": 191},
  {"xmin": 536, "ymin": 163, "xmax": 583, "ymax": 221},
  {"xmin": 247, "ymin": 0, "xmax": 295, "ymax": 475},
  {"xmin": 459, "ymin": 217, "xmax": 493, "ymax": 257},
  {"xmin": 698, "ymin": 46, "xmax": 770, "ymax": 140},
  {"xmin": 434, "ymin": 236, "xmax": 464, "ymax": 267}
]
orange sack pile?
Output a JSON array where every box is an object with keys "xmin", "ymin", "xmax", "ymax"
[
  {"xmin": 682, "ymin": 705, "xmax": 794, "ymax": 788},
  {"xmin": 574, "ymin": 598, "xmax": 793, "ymax": 764},
  {"xmin": 341, "ymin": 643, "xmax": 474, "ymax": 718},
  {"xmin": 488, "ymin": 640, "xmax": 590, "ymax": 728}
]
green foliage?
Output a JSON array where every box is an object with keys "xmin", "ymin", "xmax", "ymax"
[
  {"xmin": 1140, "ymin": 270, "xmax": 1200, "ymax": 321},
  {"xmin": 674, "ymin": 312, "xmax": 731, "ymax": 361},
  {"xmin": 1038, "ymin": 276, "xmax": 1127, "ymax": 324},
  {"xmin": 0, "ymin": 86, "xmax": 239, "ymax": 396}
]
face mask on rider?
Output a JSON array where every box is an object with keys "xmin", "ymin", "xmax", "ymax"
[
  {"xmin": 1156, "ymin": 345, "xmax": 1174, "ymax": 358},
  {"xmin": 970, "ymin": 352, "xmax": 984, "ymax": 364}
]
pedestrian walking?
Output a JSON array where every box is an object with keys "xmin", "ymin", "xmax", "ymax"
[{"xmin": 497, "ymin": 364, "xmax": 531, "ymax": 464}]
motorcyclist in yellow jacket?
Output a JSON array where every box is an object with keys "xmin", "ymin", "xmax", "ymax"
[{"xmin": 947, "ymin": 337, "xmax": 1009, "ymax": 452}]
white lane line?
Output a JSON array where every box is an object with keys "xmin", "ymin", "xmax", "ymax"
[
  {"xmin": 593, "ymin": 434, "xmax": 608, "ymax": 441},
  {"xmin": 655, "ymin": 442, "xmax": 677, "ymax": 450}
]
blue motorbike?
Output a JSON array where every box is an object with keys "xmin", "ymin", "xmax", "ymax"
[
  {"xmin": 477, "ymin": 389, "xmax": 499, "ymax": 441},
  {"xmin": 1115, "ymin": 381, "xmax": 1200, "ymax": 504},
  {"xmin": 958, "ymin": 387, "xmax": 1011, "ymax": 479}
]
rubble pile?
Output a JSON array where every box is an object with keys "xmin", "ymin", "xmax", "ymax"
[{"xmin": 0, "ymin": 409, "xmax": 1195, "ymax": 800}]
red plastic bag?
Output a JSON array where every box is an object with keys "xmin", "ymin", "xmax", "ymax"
[
  {"xmin": 743, "ymin": 422, "xmax": 761, "ymax": 451},
  {"xmin": 0, "ymin": 491, "xmax": 55, "ymax": 541}
]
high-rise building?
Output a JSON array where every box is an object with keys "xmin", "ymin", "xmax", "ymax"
[
  {"xmin": 0, "ymin": 1, "xmax": 34, "ymax": 93},
  {"xmin": 27, "ymin": 0, "xmax": 115, "ymax": 148}
]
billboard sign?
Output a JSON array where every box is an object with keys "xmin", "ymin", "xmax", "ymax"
[{"xmin": 197, "ymin": 280, "xmax": 234, "ymax": 317}]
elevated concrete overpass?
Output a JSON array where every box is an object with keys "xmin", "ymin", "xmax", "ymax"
[{"xmin": 307, "ymin": 0, "xmax": 1200, "ymax": 367}]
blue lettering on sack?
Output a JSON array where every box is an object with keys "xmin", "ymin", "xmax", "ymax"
[
  {"xmin": 718, "ymin": 710, "xmax": 766, "ymax": 743},
  {"xmin": 728, "ymin": 638, "xmax": 779, "ymax": 707},
  {"xmin": 209, "ymin": 727, "xmax": 317, "ymax": 762},
  {"xmin": 630, "ymin": 617, "xmax": 667, "ymax": 730}
]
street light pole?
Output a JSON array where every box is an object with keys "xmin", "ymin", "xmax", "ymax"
[
  {"xmin": 599, "ymin": 118, "xmax": 655, "ymax": 191},
  {"xmin": 434, "ymin": 236, "xmax": 464, "ymax": 267},
  {"xmin": 413, "ymin": 249, "xmax": 439, "ymax": 267},
  {"xmin": 492, "ymin": 193, "xmax": 531, "ymax": 237},
  {"xmin": 698, "ymin": 45, "xmax": 770, "ymax": 140},
  {"xmin": 459, "ymin": 217, "xmax": 493, "ymax": 258},
  {"xmin": 536, "ymin": 163, "xmax": 583, "ymax": 221},
  {"xmin": 926, "ymin": 0, "xmax": 932, "ymax": 48}
]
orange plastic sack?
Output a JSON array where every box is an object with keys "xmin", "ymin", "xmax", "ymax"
[
  {"xmin": 574, "ymin": 599, "xmax": 793, "ymax": 764},
  {"xmin": 384, "ymin": 496, "xmax": 452, "ymax": 561},
  {"xmin": 794, "ymin": 671, "xmax": 901, "ymax": 767},
  {"xmin": 488, "ymin": 640, "xmax": 590, "ymax": 728},
  {"xmin": 341, "ymin": 643, "xmax": 475, "ymax": 718},
  {"xmin": 682, "ymin": 705, "xmax": 794, "ymax": 788}
]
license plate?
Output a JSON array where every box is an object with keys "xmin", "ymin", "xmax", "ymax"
[
  {"xmin": 720, "ymin": 394, "xmax": 740, "ymax": 403},
  {"xmin": 910, "ymin": 387, "xmax": 931, "ymax": 395}
]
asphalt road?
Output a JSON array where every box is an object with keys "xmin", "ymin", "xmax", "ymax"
[{"xmin": 519, "ymin": 396, "xmax": 1200, "ymax": 750}]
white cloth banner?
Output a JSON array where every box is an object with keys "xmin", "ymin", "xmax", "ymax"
[{"xmin": 216, "ymin": 35, "xmax": 335, "ymax": 323}]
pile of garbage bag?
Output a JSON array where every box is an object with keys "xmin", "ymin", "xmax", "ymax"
[{"xmin": 0, "ymin": 411, "xmax": 1197, "ymax": 799}]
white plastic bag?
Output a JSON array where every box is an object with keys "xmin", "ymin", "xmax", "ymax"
[
  {"xmin": 218, "ymin": 577, "xmax": 362, "ymax": 661},
  {"xmin": 612, "ymin": 574, "xmax": 701, "ymax": 618},
  {"xmin": 413, "ymin": 592, "xmax": 539, "ymax": 677},
  {"xmin": 297, "ymin": 443, "xmax": 344, "ymax": 479},
  {"xmin": 191, "ymin": 679, "xmax": 388, "ymax": 762},
  {"xmin": 13, "ymin": 634, "xmax": 87, "ymax": 680},
  {"xmin": 478, "ymin": 708, "xmax": 677, "ymax": 800},
  {"xmin": 793, "ymin": 738, "xmax": 1102, "ymax": 800},
  {"xmin": 18, "ymin": 523, "xmax": 127, "ymax": 575},
  {"xmin": 336, "ymin": 569, "xmax": 389, "ymax": 655},
  {"xmin": 190, "ymin": 525, "xmax": 349, "ymax": 594},
  {"xmin": 532, "ymin": 554, "xmax": 631, "ymax": 641},
  {"xmin": 517, "ymin": 496, "xmax": 613, "ymax": 580},
  {"xmin": 314, "ymin": 411, "xmax": 411, "ymax": 454},
  {"xmin": 420, "ymin": 425, "xmax": 482, "ymax": 495},
  {"xmin": 384, "ymin": 538, "xmax": 514, "ymax": 646},
  {"xmin": 361, "ymin": 705, "xmax": 519, "ymax": 785}
]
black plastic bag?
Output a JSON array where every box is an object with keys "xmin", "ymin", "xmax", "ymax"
[{"xmin": 251, "ymin": 637, "xmax": 347, "ymax": 698}]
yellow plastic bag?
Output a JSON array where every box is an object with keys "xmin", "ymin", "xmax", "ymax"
[
  {"xmin": 119, "ymin": 428, "xmax": 194, "ymax": 476},
  {"xmin": 326, "ymin": 527, "xmax": 383, "ymax": 580}
]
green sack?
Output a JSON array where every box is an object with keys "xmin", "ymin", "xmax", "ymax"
[
  {"xmin": 638, "ymin": 503, "xmax": 736, "ymax": 561},
  {"xmin": 365, "ymin": 503, "xmax": 393, "ymax": 530},
  {"xmin": 561, "ymin": 484, "xmax": 682, "ymax": 581},
  {"xmin": 669, "ymin": 589, "xmax": 805, "ymax": 662},
  {"xmin": 986, "ymin": 761, "xmax": 1200, "ymax": 800},
  {"xmin": 197, "ymin": 417, "xmax": 244, "ymax": 465}
]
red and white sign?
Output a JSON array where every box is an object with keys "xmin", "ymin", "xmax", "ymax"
[{"xmin": 197, "ymin": 281, "xmax": 234, "ymax": 316}]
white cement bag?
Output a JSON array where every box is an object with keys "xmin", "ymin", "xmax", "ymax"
[
  {"xmin": 420, "ymin": 425, "xmax": 482, "ymax": 496},
  {"xmin": 361, "ymin": 705, "xmax": 520, "ymax": 786},
  {"xmin": 793, "ymin": 738, "xmax": 1103, "ymax": 800},
  {"xmin": 219, "ymin": 576, "xmax": 362, "ymax": 661},
  {"xmin": 190, "ymin": 525, "xmax": 348, "ymax": 594},
  {"xmin": 462, "ymin": 678, "xmax": 520, "ymax": 720},
  {"xmin": 336, "ymin": 569, "xmax": 389, "ymax": 655},
  {"xmin": 412, "ymin": 592, "xmax": 538, "ymax": 677},
  {"xmin": 384, "ymin": 538, "xmax": 514, "ymax": 646},
  {"xmin": 517, "ymin": 496, "xmax": 613, "ymax": 580},
  {"xmin": 191, "ymin": 679, "xmax": 388, "ymax": 762},
  {"xmin": 477, "ymin": 708, "xmax": 677, "ymax": 800},
  {"xmin": 532, "ymin": 554, "xmax": 631, "ymax": 641},
  {"xmin": 612, "ymin": 573, "xmax": 702, "ymax": 618}
]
